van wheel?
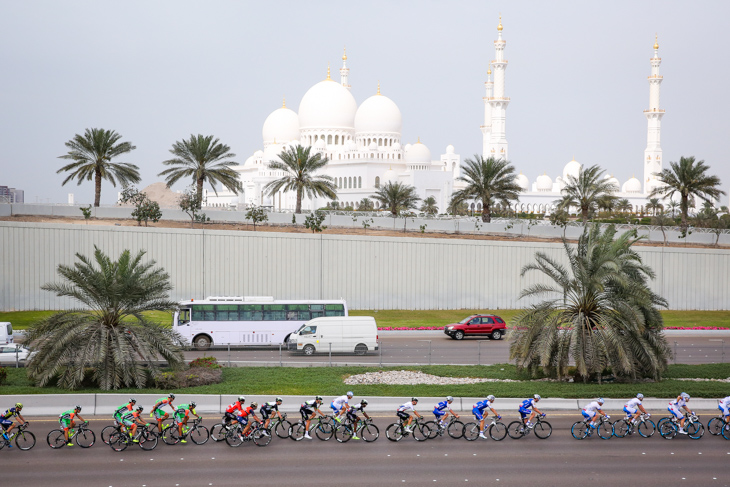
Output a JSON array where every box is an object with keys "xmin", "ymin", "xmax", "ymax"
[
  {"xmin": 303, "ymin": 345, "xmax": 315, "ymax": 355},
  {"xmin": 354, "ymin": 344, "xmax": 368, "ymax": 355},
  {"xmin": 193, "ymin": 334, "xmax": 212, "ymax": 351},
  {"xmin": 491, "ymin": 330, "xmax": 503, "ymax": 340},
  {"xmin": 454, "ymin": 331, "xmax": 465, "ymax": 340}
]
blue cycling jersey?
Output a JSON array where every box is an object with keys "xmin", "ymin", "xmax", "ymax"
[
  {"xmin": 520, "ymin": 399, "xmax": 535, "ymax": 410},
  {"xmin": 1, "ymin": 408, "xmax": 20, "ymax": 420},
  {"xmin": 434, "ymin": 401, "xmax": 450, "ymax": 412},
  {"xmin": 474, "ymin": 400, "xmax": 490, "ymax": 412}
]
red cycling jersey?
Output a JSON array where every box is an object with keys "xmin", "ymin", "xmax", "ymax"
[
  {"xmin": 226, "ymin": 401, "xmax": 244, "ymax": 415},
  {"xmin": 240, "ymin": 406, "xmax": 256, "ymax": 417}
]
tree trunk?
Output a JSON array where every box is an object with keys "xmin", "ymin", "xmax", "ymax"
[
  {"xmin": 296, "ymin": 186, "xmax": 302, "ymax": 214},
  {"xmin": 680, "ymin": 194, "xmax": 688, "ymax": 231},
  {"xmin": 196, "ymin": 178, "xmax": 204, "ymax": 203},
  {"xmin": 582, "ymin": 207, "xmax": 589, "ymax": 224},
  {"xmin": 94, "ymin": 169, "xmax": 102, "ymax": 207},
  {"xmin": 482, "ymin": 201, "xmax": 490, "ymax": 223}
]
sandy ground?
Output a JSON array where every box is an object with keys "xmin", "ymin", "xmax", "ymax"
[{"xmin": 2, "ymin": 214, "xmax": 725, "ymax": 249}]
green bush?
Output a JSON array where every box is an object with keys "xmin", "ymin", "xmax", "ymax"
[{"xmin": 188, "ymin": 356, "xmax": 222, "ymax": 369}]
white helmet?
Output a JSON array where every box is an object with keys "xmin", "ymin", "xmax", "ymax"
[
  {"xmin": 446, "ymin": 396, "xmax": 453, "ymax": 402},
  {"xmin": 636, "ymin": 393, "xmax": 644, "ymax": 400},
  {"xmin": 347, "ymin": 391, "xmax": 354, "ymax": 397},
  {"xmin": 681, "ymin": 392, "xmax": 690, "ymax": 401},
  {"xmin": 487, "ymin": 395, "xmax": 495, "ymax": 402},
  {"xmin": 534, "ymin": 394, "xmax": 541, "ymax": 400},
  {"xmin": 597, "ymin": 397, "xmax": 605, "ymax": 404}
]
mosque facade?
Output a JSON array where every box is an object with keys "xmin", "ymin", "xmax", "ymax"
[{"xmin": 206, "ymin": 20, "xmax": 665, "ymax": 215}]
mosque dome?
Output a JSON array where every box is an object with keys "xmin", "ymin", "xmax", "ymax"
[
  {"xmin": 405, "ymin": 140, "xmax": 431, "ymax": 163},
  {"xmin": 313, "ymin": 138, "xmax": 327, "ymax": 151},
  {"xmin": 243, "ymin": 155, "xmax": 255, "ymax": 167},
  {"xmin": 253, "ymin": 150, "xmax": 264, "ymax": 159},
  {"xmin": 446, "ymin": 144, "xmax": 455, "ymax": 154},
  {"xmin": 383, "ymin": 167, "xmax": 398, "ymax": 184},
  {"xmin": 263, "ymin": 142, "xmax": 284, "ymax": 162},
  {"xmin": 393, "ymin": 142, "xmax": 402, "ymax": 151},
  {"xmin": 298, "ymin": 79, "xmax": 358, "ymax": 130},
  {"xmin": 604, "ymin": 174, "xmax": 620, "ymax": 190},
  {"xmin": 536, "ymin": 173, "xmax": 553, "ymax": 192},
  {"xmin": 368, "ymin": 141, "xmax": 378, "ymax": 151},
  {"xmin": 354, "ymin": 94, "xmax": 402, "ymax": 135},
  {"xmin": 622, "ymin": 176, "xmax": 642, "ymax": 194},
  {"xmin": 262, "ymin": 106, "xmax": 300, "ymax": 145},
  {"xmin": 562, "ymin": 158, "xmax": 582, "ymax": 181},
  {"xmin": 515, "ymin": 173, "xmax": 529, "ymax": 191},
  {"xmin": 346, "ymin": 140, "xmax": 358, "ymax": 151}
]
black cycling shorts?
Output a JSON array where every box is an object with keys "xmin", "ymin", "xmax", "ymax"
[
  {"xmin": 300, "ymin": 408, "xmax": 314, "ymax": 419},
  {"xmin": 397, "ymin": 411, "xmax": 410, "ymax": 421}
]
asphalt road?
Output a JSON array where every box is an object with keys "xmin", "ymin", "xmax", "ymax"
[
  {"xmin": 183, "ymin": 333, "xmax": 730, "ymax": 366},
  {"xmin": 5, "ymin": 414, "xmax": 729, "ymax": 487}
]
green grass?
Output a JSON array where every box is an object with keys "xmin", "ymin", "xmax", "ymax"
[
  {"xmin": 2, "ymin": 363, "xmax": 728, "ymax": 397},
  {"xmin": 0, "ymin": 310, "xmax": 173, "ymax": 330}
]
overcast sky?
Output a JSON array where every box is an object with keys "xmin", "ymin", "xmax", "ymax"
[{"xmin": 1, "ymin": 0, "xmax": 728, "ymax": 205}]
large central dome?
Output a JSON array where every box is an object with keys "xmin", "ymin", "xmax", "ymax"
[
  {"xmin": 298, "ymin": 79, "xmax": 358, "ymax": 130},
  {"xmin": 355, "ymin": 94, "xmax": 402, "ymax": 135}
]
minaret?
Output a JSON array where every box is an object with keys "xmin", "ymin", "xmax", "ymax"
[
  {"xmin": 487, "ymin": 15, "xmax": 509, "ymax": 160},
  {"xmin": 643, "ymin": 34, "xmax": 664, "ymax": 194},
  {"xmin": 481, "ymin": 68, "xmax": 493, "ymax": 157},
  {"xmin": 340, "ymin": 47, "xmax": 351, "ymax": 90}
]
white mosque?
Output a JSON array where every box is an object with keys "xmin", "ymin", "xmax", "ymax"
[{"xmin": 206, "ymin": 18, "xmax": 666, "ymax": 215}]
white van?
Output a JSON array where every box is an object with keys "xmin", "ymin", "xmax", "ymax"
[
  {"xmin": 288, "ymin": 316, "xmax": 378, "ymax": 355},
  {"xmin": 0, "ymin": 322, "xmax": 13, "ymax": 344}
]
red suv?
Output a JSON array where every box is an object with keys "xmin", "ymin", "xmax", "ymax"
[{"xmin": 444, "ymin": 314, "xmax": 507, "ymax": 340}]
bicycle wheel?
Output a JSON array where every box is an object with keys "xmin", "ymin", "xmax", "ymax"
[
  {"xmin": 638, "ymin": 419, "xmax": 655, "ymax": 438},
  {"xmin": 507, "ymin": 421, "xmax": 525, "ymax": 439},
  {"xmin": 290, "ymin": 422, "xmax": 306, "ymax": 441},
  {"xmin": 597, "ymin": 421, "xmax": 613, "ymax": 440},
  {"xmin": 76, "ymin": 429, "xmax": 95, "ymax": 448},
  {"xmin": 225, "ymin": 428, "xmax": 244, "ymax": 447},
  {"xmin": 463, "ymin": 422, "xmax": 480, "ymax": 441},
  {"xmin": 413, "ymin": 423, "xmax": 431, "ymax": 441},
  {"xmin": 687, "ymin": 422, "xmax": 704, "ymax": 440},
  {"xmin": 423, "ymin": 421, "xmax": 440, "ymax": 439},
  {"xmin": 722, "ymin": 422, "xmax": 730, "ymax": 440},
  {"xmin": 361, "ymin": 424, "xmax": 379, "ymax": 442},
  {"xmin": 139, "ymin": 429, "xmax": 158, "ymax": 450},
  {"xmin": 101, "ymin": 425, "xmax": 118, "ymax": 445},
  {"xmin": 613, "ymin": 420, "xmax": 629, "ymax": 438},
  {"xmin": 253, "ymin": 429, "xmax": 272, "ymax": 447},
  {"xmin": 448, "ymin": 420, "xmax": 465, "ymax": 439},
  {"xmin": 707, "ymin": 417, "xmax": 723, "ymax": 435},
  {"xmin": 274, "ymin": 420, "xmax": 292, "ymax": 439},
  {"xmin": 659, "ymin": 421, "xmax": 677, "ymax": 439},
  {"xmin": 534, "ymin": 421, "xmax": 552, "ymax": 439},
  {"xmin": 315, "ymin": 421, "xmax": 334, "ymax": 441},
  {"xmin": 571, "ymin": 422, "xmax": 588, "ymax": 440},
  {"xmin": 15, "ymin": 431, "xmax": 36, "ymax": 450},
  {"xmin": 162, "ymin": 426, "xmax": 180, "ymax": 445},
  {"xmin": 386, "ymin": 423, "xmax": 404, "ymax": 442},
  {"xmin": 335, "ymin": 424, "xmax": 353, "ymax": 443},
  {"xmin": 489, "ymin": 421, "xmax": 507, "ymax": 441},
  {"xmin": 190, "ymin": 425, "xmax": 209, "ymax": 445},
  {"xmin": 47, "ymin": 430, "xmax": 67, "ymax": 449},
  {"xmin": 210, "ymin": 423, "xmax": 229, "ymax": 442},
  {"xmin": 656, "ymin": 417, "xmax": 671, "ymax": 431},
  {"xmin": 108, "ymin": 431, "xmax": 128, "ymax": 452}
]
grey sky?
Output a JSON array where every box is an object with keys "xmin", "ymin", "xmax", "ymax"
[{"xmin": 1, "ymin": 0, "xmax": 728, "ymax": 205}]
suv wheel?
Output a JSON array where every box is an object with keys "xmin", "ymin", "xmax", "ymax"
[
  {"xmin": 491, "ymin": 330, "xmax": 502, "ymax": 340},
  {"xmin": 454, "ymin": 330, "xmax": 465, "ymax": 340}
]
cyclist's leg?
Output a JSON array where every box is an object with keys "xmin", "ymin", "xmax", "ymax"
[
  {"xmin": 582, "ymin": 409, "xmax": 594, "ymax": 427},
  {"xmin": 61, "ymin": 420, "xmax": 71, "ymax": 442}
]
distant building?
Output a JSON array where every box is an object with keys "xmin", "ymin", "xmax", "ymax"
[{"xmin": 0, "ymin": 186, "xmax": 24, "ymax": 203}]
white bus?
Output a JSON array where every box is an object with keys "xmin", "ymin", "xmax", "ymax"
[{"xmin": 173, "ymin": 296, "xmax": 348, "ymax": 350}]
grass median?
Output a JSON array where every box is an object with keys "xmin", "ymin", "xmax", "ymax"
[{"xmin": 2, "ymin": 363, "xmax": 728, "ymax": 398}]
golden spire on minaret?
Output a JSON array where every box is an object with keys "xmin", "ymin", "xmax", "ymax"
[
  {"xmin": 487, "ymin": 68, "xmax": 492, "ymax": 75},
  {"xmin": 326, "ymin": 63, "xmax": 331, "ymax": 80},
  {"xmin": 282, "ymin": 96, "xmax": 286, "ymax": 108},
  {"xmin": 497, "ymin": 14, "xmax": 503, "ymax": 31},
  {"xmin": 342, "ymin": 47, "xmax": 347, "ymax": 61},
  {"xmin": 377, "ymin": 80, "xmax": 381, "ymax": 95},
  {"xmin": 654, "ymin": 33, "xmax": 659, "ymax": 50}
]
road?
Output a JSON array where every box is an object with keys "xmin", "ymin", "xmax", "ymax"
[
  {"xmin": 3, "ymin": 414, "xmax": 729, "ymax": 487},
  {"xmin": 183, "ymin": 332, "xmax": 730, "ymax": 366}
]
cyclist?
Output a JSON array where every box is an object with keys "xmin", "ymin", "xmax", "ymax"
[
  {"xmin": 223, "ymin": 396, "xmax": 246, "ymax": 428},
  {"xmin": 582, "ymin": 397, "xmax": 609, "ymax": 430},
  {"xmin": 59, "ymin": 405, "xmax": 87, "ymax": 446},
  {"xmin": 397, "ymin": 397, "xmax": 423, "ymax": 433},
  {"xmin": 121, "ymin": 406, "xmax": 147, "ymax": 442},
  {"xmin": 113, "ymin": 398, "xmax": 136, "ymax": 424},
  {"xmin": 433, "ymin": 396, "xmax": 460, "ymax": 428},
  {"xmin": 473, "ymin": 395, "xmax": 500, "ymax": 439},
  {"xmin": 174, "ymin": 401, "xmax": 201, "ymax": 443},
  {"xmin": 299, "ymin": 396, "xmax": 324, "ymax": 440},
  {"xmin": 260, "ymin": 397, "xmax": 284, "ymax": 431},
  {"xmin": 240, "ymin": 401, "xmax": 261, "ymax": 438},
  {"xmin": 623, "ymin": 393, "xmax": 648, "ymax": 426},
  {"xmin": 668, "ymin": 392, "xmax": 692, "ymax": 434},
  {"xmin": 331, "ymin": 392, "xmax": 354, "ymax": 422},
  {"xmin": 345, "ymin": 399, "xmax": 371, "ymax": 440},
  {"xmin": 719, "ymin": 395, "xmax": 730, "ymax": 432},
  {"xmin": 151, "ymin": 393, "xmax": 176, "ymax": 432},
  {"xmin": 519, "ymin": 394, "xmax": 544, "ymax": 429},
  {"xmin": 1, "ymin": 403, "xmax": 26, "ymax": 447}
]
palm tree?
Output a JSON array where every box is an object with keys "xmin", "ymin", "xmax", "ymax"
[
  {"xmin": 597, "ymin": 195, "xmax": 616, "ymax": 216},
  {"xmin": 420, "ymin": 196, "xmax": 438, "ymax": 215},
  {"xmin": 370, "ymin": 181, "xmax": 420, "ymax": 217},
  {"xmin": 509, "ymin": 224, "xmax": 671, "ymax": 382},
  {"xmin": 666, "ymin": 200, "xmax": 680, "ymax": 219},
  {"xmin": 57, "ymin": 128, "xmax": 140, "ymax": 207},
  {"xmin": 358, "ymin": 198, "xmax": 374, "ymax": 211},
  {"xmin": 649, "ymin": 156, "xmax": 726, "ymax": 231},
  {"xmin": 25, "ymin": 247, "xmax": 185, "ymax": 390},
  {"xmin": 616, "ymin": 198, "xmax": 632, "ymax": 214},
  {"xmin": 555, "ymin": 165, "xmax": 617, "ymax": 224},
  {"xmin": 646, "ymin": 198, "xmax": 662, "ymax": 216},
  {"xmin": 263, "ymin": 145, "xmax": 337, "ymax": 214},
  {"xmin": 158, "ymin": 134, "xmax": 241, "ymax": 202},
  {"xmin": 450, "ymin": 155, "xmax": 521, "ymax": 222}
]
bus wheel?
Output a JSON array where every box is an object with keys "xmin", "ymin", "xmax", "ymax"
[
  {"xmin": 303, "ymin": 345, "xmax": 315, "ymax": 355},
  {"xmin": 193, "ymin": 334, "xmax": 212, "ymax": 351},
  {"xmin": 354, "ymin": 344, "xmax": 368, "ymax": 355}
]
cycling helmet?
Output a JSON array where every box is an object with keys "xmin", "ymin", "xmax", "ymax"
[
  {"xmin": 15, "ymin": 403, "xmax": 22, "ymax": 409},
  {"xmin": 681, "ymin": 392, "xmax": 690, "ymax": 400},
  {"xmin": 534, "ymin": 394, "xmax": 541, "ymax": 400},
  {"xmin": 136, "ymin": 406, "xmax": 144, "ymax": 412},
  {"xmin": 129, "ymin": 398, "xmax": 136, "ymax": 404},
  {"xmin": 276, "ymin": 397, "xmax": 283, "ymax": 403},
  {"xmin": 190, "ymin": 401, "xmax": 197, "ymax": 408},
  {"xmin": 315, "ymin": 395, "xmax": 323, "ymax": 401},
  {"xmin": 250, "ymin": 402, "xmax": 258, "ymax": 408},
  {"xmin": 597, "ymin": 397, "xmax": 605, "ymax": 404},
  {"xmin": 446, "ymin": 396, "xmax": 453, "ymax": 402},
  {"xmin": 75, "ymin": 405, "xmax": 82, "ymax": 411},
  {"xmin": 347, "ymin": 391, "xmax": 354, "ymax": 397},
  {"xmin": 636, "ymin": 393, "xmax": 644, "ymax": 400},
  {"xmin": 168, "ymin": 393, "xmax": 175, "ymax": 399},
  {"xmin": 487, "ymin": 395, "xmax": 496, "ymax": 402},
  {"xmin": 361, "ymin": 399, "xmax": 368, "ymax": 405},
  {"xmin": 238, "ymin": 396, "xmax": 245, "ymax": 403},
  {"xmin": 411, "ymin": 397, "xmax": 419, "ymax": 402}
]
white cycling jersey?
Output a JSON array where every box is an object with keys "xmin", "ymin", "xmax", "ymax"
[
  {"xmin": 669, "ymin": 397, "xmax": 687, "ymax": 409},
  {"xmin": 625, "ymin": 398, "xmax": 642, "ymax": 410},
  {"xmin": 398, "ymin": 401, "xmax": 416, "ymax": 413},
  {"xmin": 332, "ymin": 395, "xmax": 350, "ymax": 409},
  {"xmin": 583, "ymin": 401, "xmax": 603, "ymax": 413},
  {"xmin": 720, "ymin": 396, "xmax": 730, "ymax": 408}
]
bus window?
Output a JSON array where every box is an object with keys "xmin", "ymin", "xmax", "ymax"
[
  {"xmin": 310, "ymin": 311, "xmax": 324, "ymax": 318},
  {"xmin": 299, "ymin": 325, "xmax": 317, "ymax": 336},
  {"xmin": 297, "ymin": 311, "xmax": 312, "ymax": 320},
  {"xmin": 179, "ymin": 308, "xmax": 190, "ymax": 324},
  {"xmin": 192, "ymin": 305, "xmax": 215, "ymax": 321},
  {"xmin": 216, "ymin": 305, "xmax": 238, "ymax": 321},
  {"xmin": 325, "ymin": 304, "xmax": 345, "ymax": 317},
  {"xmin": 310, "ymin": 304, "xmax": 324, "ymax": 312},
  {"xmin": 263, "ymin": 304, "xmax": 286, "ymax": 321},
  {"xmin": 241, "ymin": 304, "xmax": 263, "ymax": 321}
]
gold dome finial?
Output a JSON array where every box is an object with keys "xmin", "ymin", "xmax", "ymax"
[
  {"xmin": 653, "ymin": 33, "xmax": 659, "ymax": 50},
  {"xmin": 497, "ymin": 14, "xmax": 503, "ymax": 32},
  {"xmin": 326, "ymin": 62, "xmax": 331, "ymax": 80},
  {"xmin": 282, "ymin": 96, "xmax": 286, "ymax": 108},
  {"xmin": 417, "ymin": 136, "xmax": 421, "ymax": 144},
  {"xmin": 487, "ymin": 68, "xmax": 492, "ymax": 76},
  {"xmin": 342, "ymin": 46, "xmax": 347, "ymax": 61},
  {"xmin": 377, "ymin": 80, "xmax": 381, "ymax": 95}
]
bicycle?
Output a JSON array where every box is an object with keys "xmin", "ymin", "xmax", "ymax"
[
  {"xmin": 659, "ymin": 412, "xmax": 704, "ymax": 440},
  {"xmin": 224, "ymin": 421, "xmax": 271, "ymax": 447},
  {"xmin": 102, "ymin": 417, "xmax": 173, "ymax": 444},
  {"xmin": 334, "ymin": 417, "xmax": 379, "ymax": 443},
  {"xmin": 0, "ymin": 422, "xmax": 35, "ymax": 451},
  {"xmin": 463, "ymin": 416, "xmax": 507, "ymax": 441},
  {"xmin": 108, "ymin": 423, "xmax": 158, "ymax": 451},
  {"xmin": 613, "ymin": 413, "xmax": 655, "ymax": 438},
  {"xmin": 707, "ymin": 414, "xmax": 730, "ymax": 436},
  {"xmin": 424, "ymin": 415, "xmax": 465, "ymax": 440},
  {"xmin": 570, "ymin": 415, "xmax": 613, "ymax": 440},
  {"xmin": 289, "ymin": 415, "xmax": 335, "ymax": 441},
  {"xmin": 507, "ymin": 415, "xmax": 552, "ymax": 439},
  {"xmin": 162, "ymin": 418, "xmax": 209, "ymax": 445},
  {"xmin": 385, "ymin": 417, "xmax": 431, "ymax": 442},
  {"xmin": 266, "ymin": 412, "xmax": 292, "ymax": 439},
  {"xmin": 47, "ymin": 421, "xmax": 95, "ymax": 449}
]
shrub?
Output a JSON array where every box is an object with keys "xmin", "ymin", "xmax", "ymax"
[
  {"xmin": 0, "ymin": 366, "xmax": 7, "ymax": 385},
  {"xmin": 188, "ymin": 356, "xmax": 222, "ymax": 369}
]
